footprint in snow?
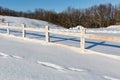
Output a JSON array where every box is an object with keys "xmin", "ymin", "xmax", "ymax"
[
  {"xmin": 37, "ymin": 61, "xmax": 85, "ymax": 73},
  {"xmin": 103, "ymin": 76, "xmax": 120, "ymax": 80}
]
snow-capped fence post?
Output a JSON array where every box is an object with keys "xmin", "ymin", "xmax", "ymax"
[
  {"xmin": 22, "ymin": 23, "xmax": 26, "ymax": 38},
  {"xmin": 80, "ymin": 27, "xmax": 86, "ymax": 52},
  {"xmin": 6, "ymin": 23, "xmax": 10, "ymax": 35},
  {"xmin": 45, "ymin": 26, "xmax": 50, "ymax": 42}
]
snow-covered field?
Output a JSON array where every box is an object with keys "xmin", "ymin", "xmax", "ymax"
[
  {"xmin": 0, "ymin": 16, "xmax": 120, "ymax": 80},
  {"xmin": 0, "ymin": 36, "xmax": 120, "ymax": 80}
]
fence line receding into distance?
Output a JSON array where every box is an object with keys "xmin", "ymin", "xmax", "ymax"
[{"xmin": 0, "ymin": 23, "xmax": 120, "ymax": 53}]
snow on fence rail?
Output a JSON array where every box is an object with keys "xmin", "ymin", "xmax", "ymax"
[{"xmin": 0, "ymin": 23, "xmax": 120, "ymax": 53}]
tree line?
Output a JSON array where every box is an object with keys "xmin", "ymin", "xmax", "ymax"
[{"xmin": 0, "ymin": 3, "xmax": 120, "ymax": 28}]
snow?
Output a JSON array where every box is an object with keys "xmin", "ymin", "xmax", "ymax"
[
  {"xmin": 10, "ymin": 55, "xmax": 23, "ymax": 59},
  {"xmin": 0, "ymin": 15, "xmax": 64, "ymax": 29},
  {"xmin": 103, "ymin": 76, "xmax": 120, "ymax": 80},
  {"xmin": 67, "ymin": 67, "xmax": 85, "ymax": 72},
  {"xmin": 37, "ymin": 61, "xmax": 65, "ymax": 71},
  {"xmin": 0, "ymin": 52, "xmax": 9, "ymax": 58},
  {"xmin": 0, "ymin": 16, "xmax": 120, "ymax": 80},
  {"xmin": 37, "ymin": 61, "xmax": 85, "ymax": 72},
  {"xmin": 0, "ymin": 36, "xmax": 120, "ymax": 80}
]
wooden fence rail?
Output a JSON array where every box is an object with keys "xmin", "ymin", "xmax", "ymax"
[
  {"xmin": 85, "ymin": 34, "xmax": 120, "ymax": 43},
  {"xmin": 0, "ymin": 23, "xmax": 120, "ymax": 53}
]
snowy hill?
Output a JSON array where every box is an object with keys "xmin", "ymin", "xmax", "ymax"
[{"xmin": 0, "ymin": 15, "xmax": 64, "ymax": 29}]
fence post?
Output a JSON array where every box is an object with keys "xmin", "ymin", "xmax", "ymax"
[
  {"xmin": 45, "ymin": 26, "xmax": 50, "ymax": 42},
  {"xmin": 22, "ymin": 24, "xmax": 26, "ymax": 38},
  {"xmin": 6, "ymin": 23, "xmax": 10, "ymax": 35},
  {"xmin": 80, "ymin": 27, "xmax": 86, "ymax": 52}
]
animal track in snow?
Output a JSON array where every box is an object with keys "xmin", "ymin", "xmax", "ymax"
[{"xmin": 103, "ymin": 76, "xmax": 120, "ymax": 80}]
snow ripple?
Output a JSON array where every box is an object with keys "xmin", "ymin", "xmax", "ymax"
[
  {"xmin": 10, "ymin": 55, "xmax": 23, "ymax": 59},
  {"xmin": 37, "ymin": 61, "xmax": 85, "ymax": 72},
  {"xmin": 67, "ymin": 67, "xmax": 85, "ymax": 72},
  {"xmin": 103, "ymin": 76, "xmax": 120, "ymax": 80},
  {"xmin": 0, "ymin": 52, "xmax": 9, "ymax": 58},
  {"xmin": 0, "ymin": 52, "xmax": 23, "ymax": 60},
  {"xmin": 37, "ymin": 61, "xmax": 65, "ymax": 71}
]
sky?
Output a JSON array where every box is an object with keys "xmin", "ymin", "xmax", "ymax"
[{"xmin": 0, "ymin": 0, "xmax": 119, "ymax": 12}]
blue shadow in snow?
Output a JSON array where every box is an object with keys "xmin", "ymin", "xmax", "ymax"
[
  {"xmin": 50, "ymin": 35, "xmax": 120, "ymax": 49},
  {"xmin": 0, "ymin": 28, "xmax": 120, "ymax": 49}
]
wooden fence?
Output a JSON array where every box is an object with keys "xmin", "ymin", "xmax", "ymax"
[{"xmin": 0, "ymin": 23, "xmax": 120, "ymax": 53}]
